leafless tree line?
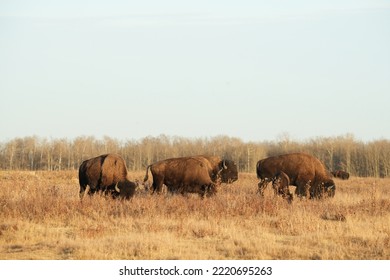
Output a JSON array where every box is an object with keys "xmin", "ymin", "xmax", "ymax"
[{"xmin": 1, "ymin": 134, "xmax": 389, "ymax": 177}]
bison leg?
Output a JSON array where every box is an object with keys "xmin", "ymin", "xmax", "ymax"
[
  {"xmin": 205, "ymin": 183, "xmax": 217, "ymax": 197},
  {"xmin": 196, "ymin": 183, "xmax": 216, "ymax": 198},
  {"xmin": 304, "ymin": 181, "xmax": 311, "ymax": 198},
  {"xmin": 295, "ymin": 180, "xmax": 311, "ymax": 198},
  {"xmin": 151, "ymin": 175, "xmax": 165, "ymax": 194},
  {"xmin": 257, "ymin": 179, "xmax": 270, "ymax": 196}
]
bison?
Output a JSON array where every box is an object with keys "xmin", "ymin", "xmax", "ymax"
[
  {"xmin": 256, "ymin": 152, "xmax": 336, "ymax": 199},
  {"xmin": 143, "ymin": 155, "xmax": 238, "ymax": 197},
  {"xmin": 331, "ymin": 170, "xmax": 350, "ymax": 180},
  {"xmin": 78, "ymin": 153, "xmax": 137, "ymax": 200}
]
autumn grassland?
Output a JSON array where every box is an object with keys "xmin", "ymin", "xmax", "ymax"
[{"xmin": 0, "ymin": 170, "xmax": 389, "ymax": 260}]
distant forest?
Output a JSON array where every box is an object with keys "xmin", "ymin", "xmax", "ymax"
[{"xmin": 1, "ymin": 134, "xmax": 390, "ymax": 178}]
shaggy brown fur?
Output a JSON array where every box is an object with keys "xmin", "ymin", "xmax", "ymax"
[
  {"xmin": 256, "ymin": 153, "xmax": 336, "ymax": 199},
  {"xmin": 78, "ymin": 154, "xmax": 137, "ymax": 200}
]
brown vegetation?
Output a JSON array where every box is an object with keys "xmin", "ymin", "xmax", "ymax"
[{"xmin": 1, "ymin": 170, "xmax": 389, "ymax": 260}]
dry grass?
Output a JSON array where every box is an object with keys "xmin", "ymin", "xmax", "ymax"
[{"xmin": 0, "ymin": 170, "xmax": 389, "ymax": 260}]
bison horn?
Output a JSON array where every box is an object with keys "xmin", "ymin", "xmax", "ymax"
[
  {"xmin": 115, "ymin": 182, "xmax": 121, "ymax": 193},
  {"xmin": 223, "ymin": 160, "xmax": 227, "ymax": 169}
]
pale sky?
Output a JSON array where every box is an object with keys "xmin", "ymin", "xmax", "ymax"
[{"xmin": 1, "ymin": 0, "xmax": 389, "ymax": 142}]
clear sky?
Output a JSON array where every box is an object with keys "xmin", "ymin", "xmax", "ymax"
[{"xmin": 1, "ymin": 0, "xmax": 389, "ymax": 142}]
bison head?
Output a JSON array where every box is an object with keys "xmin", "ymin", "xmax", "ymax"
[
  {"xmin": 218, "ymin": 160, "xmax": 238, "ymax": 183},
  {"xmin": 311, "ymin": 179, "xmax": 336, "ymax": 199},
  {"xmin": 113, "ymin": 180, "xmax": 137, "ymax": 199}
]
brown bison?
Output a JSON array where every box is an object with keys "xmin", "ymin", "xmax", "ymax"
[
  {"xmin": 256, "ymin": 153, "xmax": 336, "ymax": 199},
  {"xmin": 331, "ymin": 170, "xmax": 350, "ymax": 180},
  {"xmin": 143, "ymin": 155, "xmax": 238, "ymax": 197},
  {"xmin": 78, "ymin": 154, "xmax": 137, "ymax": 200}
]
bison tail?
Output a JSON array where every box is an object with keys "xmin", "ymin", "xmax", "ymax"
[{"xmin": 143, "ymin": 165, "xmax": 151, "ymax": 182}]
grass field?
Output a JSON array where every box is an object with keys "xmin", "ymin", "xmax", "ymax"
[{"xmin": 0, "ymin": 170, "xmax": 389, "ymax": 260}]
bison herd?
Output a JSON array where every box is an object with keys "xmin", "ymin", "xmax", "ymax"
[{"xmin": 79, "ymin": 152, "xmax": 347, "ymax": 202}]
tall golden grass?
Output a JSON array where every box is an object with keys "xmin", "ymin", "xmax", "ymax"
[{"xmin": 0, "ymin": 170, "xmax": 389, "ymax": 260}]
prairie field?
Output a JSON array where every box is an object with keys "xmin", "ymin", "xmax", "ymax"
[{"xmin": 0, "ymin": 170, "xmax": 389, "ymax": 260}]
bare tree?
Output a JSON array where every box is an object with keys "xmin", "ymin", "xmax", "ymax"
[{"xmin": 1, "ymin": 134, "xmax": 389, "ymax": 178}]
